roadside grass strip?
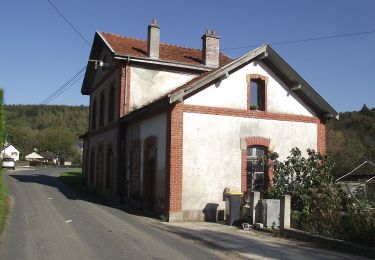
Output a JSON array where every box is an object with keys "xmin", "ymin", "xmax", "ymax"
[
  {"xmin": 58, "ymin": 168, "xmax": 87, "ymax": 191},
  {"xmin": 0, "ymin": 170, "xmax": 10, "ymax": 234}
]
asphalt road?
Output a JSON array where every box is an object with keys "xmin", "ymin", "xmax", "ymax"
[{"xmin": 0, "ymin": 167, "xmax": 237, "ymax": 260}]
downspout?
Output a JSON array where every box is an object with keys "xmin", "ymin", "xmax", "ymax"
[
  {"xmin": 118, "ymin": 56, "xmax": 130, "ymax": 201},
  {"xmin": 124, "ymin": 56, "xmax": 130, "ymax": 115}
]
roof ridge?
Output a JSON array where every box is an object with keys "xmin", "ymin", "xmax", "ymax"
[
  {"xmin": 100, "ymin": 31, "xmax": 203, "ymax": 52},
  {"xmin": 100, "ymin": 31, "xmax": 145, "ymax": 43},
  {"xmin": 160, "ymin": 42, "xmax": 201, "ymax": 52}
]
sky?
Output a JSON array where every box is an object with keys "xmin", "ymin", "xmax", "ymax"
[{"xmin": 0, "ymin": 0, "xmax": 374, "ymax": 112}]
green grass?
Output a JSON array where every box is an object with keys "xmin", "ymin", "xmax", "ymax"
[
  {"xmin": 59, "ymin": 168, "xmax": 87, "ymax": 191},
  {"xmin": 0, "ymin": 170, "xmax": 10, "ymax": 234}
]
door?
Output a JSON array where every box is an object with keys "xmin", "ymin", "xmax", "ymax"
[{"xmin": 143, "ymin": 144, "xmax": 156, "ymax": 209}]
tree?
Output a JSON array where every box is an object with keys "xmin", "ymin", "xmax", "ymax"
[
  {"xmin": 7, "ymin": 126, "xmax": 38, "ymax": 157},
  {"xmin": 4, "ymin": 105, "xmax": 88, "ymax": 161},
  {"xmin": 326, "ymin": 105, "xmax": 375, "ymax": 177},
  {"xmin": 37, "ymin": 128, "xmax": 76, "ymax": 160}
]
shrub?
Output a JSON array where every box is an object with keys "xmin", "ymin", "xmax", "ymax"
[{"xmin": 266, "ymin": 148, "xmax": 375, "ymax": 245}]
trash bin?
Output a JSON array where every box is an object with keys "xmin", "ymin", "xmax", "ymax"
[{"xmin": 225, "ymin": 191, "xmax": 242, "ymax": 225}]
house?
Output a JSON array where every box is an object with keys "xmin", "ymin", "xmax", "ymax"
[
  {"xmin": 0, "ymin": 144, "xmax": 20, "ymax": 161},
  {"xmin": 80, "ymin": 19, "xmax": 338, "ymax": 222},
  {"xmin": 25, "ymin": 151, "xmax": 44, "ymax": 162},
  {"xmin": 41, "ymin": 151, "xmax": 58, "ymax": 165}
]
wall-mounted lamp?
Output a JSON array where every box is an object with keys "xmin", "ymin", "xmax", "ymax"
[{"xmin": 290, "ymin": 83, "xmax": 302, "ymax": 91}]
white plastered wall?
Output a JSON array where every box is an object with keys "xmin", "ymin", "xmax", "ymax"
[
  {"xmin": 130, "ymin": 66, "xmax": 197, "ymax": 111},
  {"xmin": 182, "ymin": 112, "xmax": 318, "ymax": 213},
  {"xmin": 184, "ymin": 61, "xmax": 316, "ymax": 117}
]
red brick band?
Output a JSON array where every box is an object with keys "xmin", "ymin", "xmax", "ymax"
[{"xmin": 182, "ymin": 104, "xmax": 320, "ymax": 124}]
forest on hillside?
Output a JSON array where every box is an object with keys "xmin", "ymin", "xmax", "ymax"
[
  {"xmin": 327, "ymin": 105, "xmax": 375, "ymax": 178},
  {"xmin": 4, "ymin": 105, "xmax": 88, "ymax": 162}
]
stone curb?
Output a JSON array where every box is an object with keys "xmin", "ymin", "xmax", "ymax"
[{"xmin": 280, "ymin": 228, "xmax": 375, "ymax": 259}]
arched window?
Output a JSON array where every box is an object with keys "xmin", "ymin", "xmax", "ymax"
[
  {"xmin": 91, "ymin": 99, "xmax": 97, "ymax": 130},
  {"xmin": 108, "ymin": 85, "xmax": 115, "ymax": 123},
  {"xmin": 89, "ymin": 149, "xmax": 96, "ymax": 184},
  {"xmin": 99, "ymin": 91, "xmax": 105, "ymax": 127},
  {"xmin": 241, "ymin": 137, "xmax": 271, "ymax": 194},
  {"xmin": 246, "ymin": 146, "xmax": 268, "ymax": 193},
  {"xmin": 106, "ymin": 146, "xmax": 113, "ymax": 189}
]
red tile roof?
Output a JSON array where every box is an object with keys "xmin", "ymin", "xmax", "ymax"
[{"xmin": 100, "ymin": 32, "xmax": 232, "ymax": 67}]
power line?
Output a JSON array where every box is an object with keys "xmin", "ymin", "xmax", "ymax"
[
  {"xmin": 40, "ymin": 66, "xmax": 86, "ymax": 104},
  {"xmin": 222, "ymin": 29, "xmax": 375, "ymax": 51},
  {"xmin": 41, "ymin": 66, "xmax": 85, "ymax": 104},
  {"xmin": 42, "ymin": 72, "xmax": 85, "ymax": 105},
  {"xmin": 43, "ymin": 0, "xmax": 101, "ymax": 105},
  {"xmin": 47, "ymin": 0, "xmax": 92, "ymax": 48},
  {"xmin": 43, "ymin": 73, "xmax": 85, "ymax": 104}
]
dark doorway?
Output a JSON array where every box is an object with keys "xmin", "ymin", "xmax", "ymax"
[
  {"xmin": 130, "ymin": 141, "xmax": 141, "ymax": 200},
  {"xmin": 143, "ymin": 141, "xmax": 157, "ymax": 209},
  {"xmin": 96, "ymin": 146, "xmax": 104, "ymax": 193}
]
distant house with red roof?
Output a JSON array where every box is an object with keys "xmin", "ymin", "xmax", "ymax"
[{"xmin": 80, "ymin": 19, "xmax": 337, "ymax": 222}]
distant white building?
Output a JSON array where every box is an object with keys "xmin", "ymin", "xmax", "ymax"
[
  {"xmin": 0, "ymin": 144, "xmax": 20, "ymax": 161},
  {"xmin": 25, "ymin": 152, "xmax": 44, "ymax": 162}
]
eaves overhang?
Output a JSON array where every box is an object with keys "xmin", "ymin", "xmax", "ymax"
[
  {"xmin": 264, "ymin": 46, "xmax": 338, "ymax": 119},
  {"xmin": 119, "ymin": 96, "xmax": 170, "ymax": 125},
  {"xmin": 113, "ymin": 55, "xmax": 212, "ymax": 72},
  {"xmin": 81, "ymin": 31, "xmax": 111, "ymax": 95}
]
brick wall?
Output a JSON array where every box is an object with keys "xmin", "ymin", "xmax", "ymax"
[
  {"xmin": 167, "ymin": 103, "xmax": 184, "ymax": 213},
  {"xmin": 317, "ymin": 122, "xmax": 326, "ymax": 154}
]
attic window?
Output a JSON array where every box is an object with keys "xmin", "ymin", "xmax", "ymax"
[{"xmin": 247, "ymin": 74, "xmax": 268, "ymax": 111}]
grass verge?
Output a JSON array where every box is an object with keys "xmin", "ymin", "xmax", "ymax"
[
  {"xmin": 58, "ymin": 168, "xmax": 88, "ymax": 192},
  {"xmin": 0, "ymin": 170, "xmax": 10, "ymax": 234}
]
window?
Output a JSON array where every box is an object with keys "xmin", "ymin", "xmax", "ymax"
[
  {"xmin": 108, "ymin": 85, "xmax": 115, "ymax": 123},
  {"xmin": 91, "ymin": 99, "xmax": 97, "ymax": 130},
  {"xmin": 106, "ymin": 147, "xmax": 113, "ymax": 189},
  {"xmin": 250, "ymin": 80, "xmax": 265, "ymax": 110},
  {"xmin": 246, "ymin": 146, "xmax": 267, "ymax": 193},
  {"xmin": 99, "ymin": 91, "xmax": 105, "ymax": 127},
  {"xmin": 247, "ymin": 74, "xmax": 267, "ymax": 111}
]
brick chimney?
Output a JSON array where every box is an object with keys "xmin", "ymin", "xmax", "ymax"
[
  {"xmin": 147, "ymin": 19, "xmax": 160, "ymax": 59},
  {"xmin": 201, "ymin": 30, "xmax": 220, "ymax": 68}
]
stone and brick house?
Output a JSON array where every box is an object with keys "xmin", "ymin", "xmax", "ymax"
[{"xmin": 80, "ymin": 19, "xmax": 338, "ymax": 222}]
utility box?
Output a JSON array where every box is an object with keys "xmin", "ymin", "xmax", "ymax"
[
  {"xmin": 261, "ymin": 199, "xmax": 280, "ymax": 228},
  {"xmin": 225, "ymin": 192, "xmax": 242, "ymax": 226}
]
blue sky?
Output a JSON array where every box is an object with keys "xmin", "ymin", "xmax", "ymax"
[{"xmin": 0, "ymin": 0, "xmax": 374, "ymax": 112}]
